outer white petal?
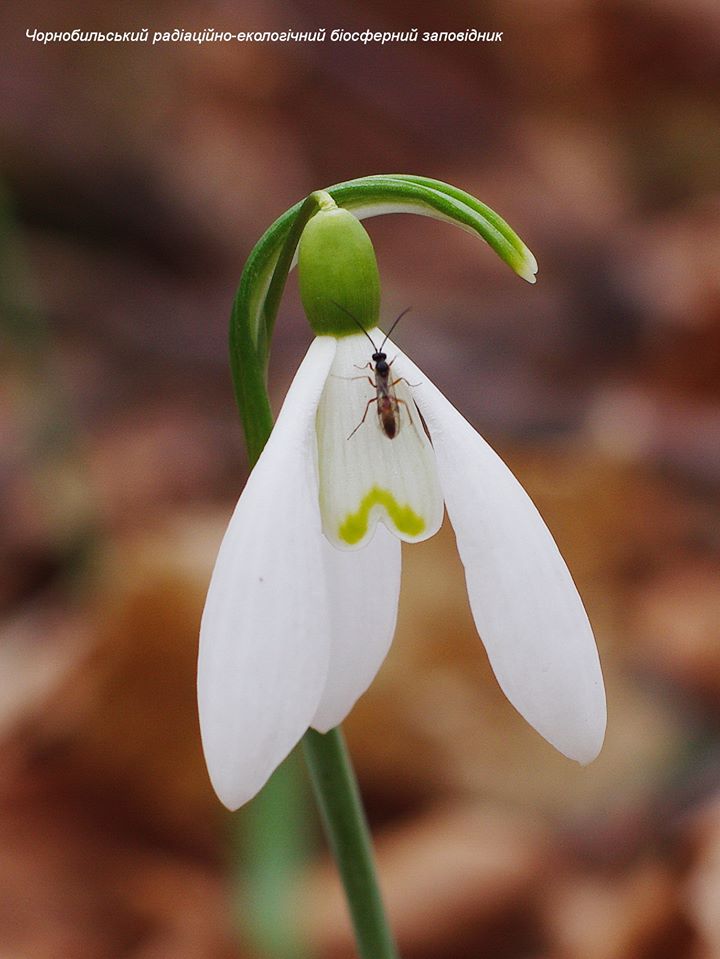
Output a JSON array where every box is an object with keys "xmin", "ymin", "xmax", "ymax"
[
  {"xmin": 316, "ymin": 331, "xmax": 444, "ymax": 549},
  {"xmin": 198, "ymin": 336, "xmax": 337, "ymax": 810},
  {"xmin": 312, "ymin": 524, "xmax": 401, "ymax": 732},
  {"xmin": 391, "ymin": 343, "xmax": 606, "ymax": 764}
]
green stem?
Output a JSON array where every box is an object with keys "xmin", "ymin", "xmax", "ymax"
[
  {"xmin": 303, "ymin": 728, "xmax": 398, "ymax": 959},
  {"xmin": 239, "ymin": 751, "xmax": 312, "ymax": 959}
]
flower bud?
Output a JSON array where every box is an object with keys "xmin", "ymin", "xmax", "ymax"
[{"xmin": 299, "ymin": 205, "xmax": 380, "ymax": 336}]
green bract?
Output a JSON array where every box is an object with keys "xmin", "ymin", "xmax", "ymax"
[
  {"xmin": 298, "ymin": 204, "xmax": 380, "ymax": 337},
  {"xmin": 230, "ymin": 176, "xmax": 538, "ymax": 464}
]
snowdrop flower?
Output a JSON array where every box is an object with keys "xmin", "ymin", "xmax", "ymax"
[{"xmin": 199, "ymin": 205, "xmax": 606, "ymax": 810}]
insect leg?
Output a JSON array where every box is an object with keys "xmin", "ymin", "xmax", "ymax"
[
  {"xmin": 347, "ymin": 397, "xmax": 379, "ymax": 439},
  {"xmin": 387, "ymin": 357, "xmax": 422, "ymax": 388},
  {"xmin": 394, "ymin": 397, "xmax": 415, "ymax": 427}
]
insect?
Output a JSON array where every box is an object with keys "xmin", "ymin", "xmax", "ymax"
[{"xmin": 337, "ymin": 306, "xmax": 418, "ymax": 441}]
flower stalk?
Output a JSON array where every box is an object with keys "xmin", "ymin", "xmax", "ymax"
[{"xmin": 303, "ymin": 728, "xmax": 398, "ymax": 959}]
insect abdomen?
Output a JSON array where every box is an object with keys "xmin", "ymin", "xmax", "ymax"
[
  {"xmin": 378, "ymin": 396, "xmax": 399, "ymax": 439},
  {"xmin": 382, "ymin": 415, "xmax": 397, "ymax": 439}
]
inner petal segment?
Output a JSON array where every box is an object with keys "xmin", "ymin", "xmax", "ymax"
[{"xmin": 315, "ymin": 332, "xmax": 444, "ymax": 550}]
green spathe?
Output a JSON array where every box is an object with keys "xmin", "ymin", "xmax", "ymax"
[{"xmin": 299, "ymin": 206, "xmax": 380, "ymax": 337}]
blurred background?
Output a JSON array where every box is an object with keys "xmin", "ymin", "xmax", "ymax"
[{"xmin": 2, "ymin": 0, "xmax": 720, "ymax": 956}]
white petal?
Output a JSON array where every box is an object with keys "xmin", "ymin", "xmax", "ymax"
[
  {"xmin": 312, "ymin": 525, "xmax": 401, "ymax": 732},
  {"xmin": 391, "ymin": 344, "xmax": 606, "ymax": 764},
  {"xmin": 198, "ymin": 336, "xmax": 337, "ymax": 809},
  {"xmin": 316, "ymin": 332, "xmax": 444, "ymax": 549}
]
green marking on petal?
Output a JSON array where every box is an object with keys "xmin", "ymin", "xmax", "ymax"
[{"xmin": 338, "ymin": 486, "xmax": 426, "ymax": 545}]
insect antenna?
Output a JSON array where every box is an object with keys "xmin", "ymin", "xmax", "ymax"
[
  {"xmin": 379, "ymin": 307, "xmax": 412, "ymax": 352},
  {"xmin": 329, "ymin": 300, "xmax": 378, "ymax": 351}
]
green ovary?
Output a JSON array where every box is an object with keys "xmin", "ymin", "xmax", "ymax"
[{"xmin": 338, "ymin": 486, "xmax": 426, "ymax": 545}]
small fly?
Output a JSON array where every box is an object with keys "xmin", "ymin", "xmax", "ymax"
[{"xmin": 332, "ymin": 305, "xmax": 417, "ymax": 441}]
